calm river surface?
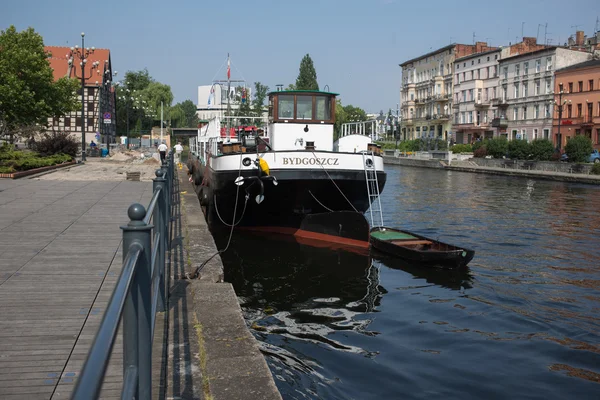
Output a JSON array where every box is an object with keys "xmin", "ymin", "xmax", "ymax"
[{"xmin": 219, "ymin": 165, "xmax": 600, "ymax": 399}]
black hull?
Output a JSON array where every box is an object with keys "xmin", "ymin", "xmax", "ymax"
[
  {"xmin": 202, "ymin": 166, "xmax": 386, "ymax": 232},
  {"xmin": 370, "ymin": 227, "xmax": 475, "ymax": 269}
]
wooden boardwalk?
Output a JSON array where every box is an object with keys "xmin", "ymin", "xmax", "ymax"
[{"xmin": 0, "ymin": 178, "xmax": 155, "ymax": 399}]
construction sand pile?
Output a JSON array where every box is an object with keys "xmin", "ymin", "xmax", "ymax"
[{"xmin": 109, "ymin": 152, "xmax": 134, "ymax": 161}]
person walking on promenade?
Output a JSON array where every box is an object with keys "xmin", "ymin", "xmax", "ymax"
[
  {"xmin": 174, "ymin": 142, "xmax": 183, "ymax": 167},
  {"xmin": 158, "ymin": 141, "xmax": 168, "ymax": 163}
]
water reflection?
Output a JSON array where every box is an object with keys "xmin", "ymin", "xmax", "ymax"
[
  {"xmin": 372, "ymin": 250, "xmax": 474, "ymax": 291},
  {"xmin": 215, "ymin": 165, "xmax": 600, "ymax": 399}
]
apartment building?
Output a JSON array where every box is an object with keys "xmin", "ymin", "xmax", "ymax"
[
  {"xmin": 452, "ymin": 49, "xmax": 501, "ymax": 144},
  {"xmin": 496, "ymin": 46, "xmax": 591, "ymax": 142},
  {"xmin": 399, "ymin": 42, "xmax": 494, "ymax": 142},
  {"xmin": 45, "ymin": 46, "xmax": 117, "ymax": 145},
  {"xmin": 553, "ymin": 59, "xmax": 600, "ymax": 150}
]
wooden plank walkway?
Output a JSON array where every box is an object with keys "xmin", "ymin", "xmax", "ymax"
[{"xmin": 0, "ymin": 178, "xmax": 155, "ymax": 399}]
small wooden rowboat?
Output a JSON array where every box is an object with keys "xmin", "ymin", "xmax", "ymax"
[{"xmin": 370, "ymin": 227, "xmax": 475, "ymax": 268}]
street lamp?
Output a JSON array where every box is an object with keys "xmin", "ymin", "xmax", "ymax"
[
  {"xmin": 68, "ymin": 32, "xmax": 98, "ymax": 162},
  {"xmin": 554, "ymin": 90, "xmax": 571, "ymax": 150}
]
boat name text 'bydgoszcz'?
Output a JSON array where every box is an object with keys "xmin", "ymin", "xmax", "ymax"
[{"xmin": 282, "ymin": 157, "xmax": 339, "ymax": 166}]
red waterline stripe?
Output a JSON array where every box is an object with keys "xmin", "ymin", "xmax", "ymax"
[{"xmin": 238, "ymin": 226, "xmax": 370, "ymax": 249}]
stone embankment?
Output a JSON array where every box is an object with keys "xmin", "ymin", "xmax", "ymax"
[{"xmin": 383, "ymin": 156, "xmax": 600, "ymax": 185}]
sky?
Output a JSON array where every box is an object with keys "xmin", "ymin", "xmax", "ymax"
[{"xmin": 3, "ymin": 0, "xmax": 600, "ymax": 113}]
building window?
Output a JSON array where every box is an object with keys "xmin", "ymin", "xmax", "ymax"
[
  {"xmin": 523, "ymin": 83, "xmax": 528, "ymax": 97},
  {"xmin": 516, "ymin": 64, "xmax": 520, "ymax": 76},
  {"xmin": 577, "ymin": 103, "xmax": 582, "ymax": 117},
  {"xmin": 546, "ymin": 57, "xmax": 552, "ymax": 71},
  {"xmin": 590, "ymin": 80, "xmax": 594, "ymax": 91},
  {"xmin": 87, "ymin": 102, "xmax": 94, "ymax": 113},
  {"xmin": 523, "ymin": 107, "xmax": 527, "ymax": 120},
  {"xmin": 524, "ymin": 62, "xmax": 529, "ymax": 76},
  {"xmin": 468, "ymin": 111, "xmax": 473, "ymax": 123},
  {"xmin": 567, "ymin": 104, "xmax": 572, "ymax": 118},
  {"xmin": 503, "ymin": 86, "xmax": 508, "ymax": 100},
  {"xmin": 578, "ymin": 81, "xmax": 583, "ymax": 92},
  {"xmin": 545, "ymin": 104, "xmax": 551, "ymax": 118},
  {"xmin": 88, "ymin": 87, "xmax": 95, "ymax": 96},
  {"xmin": 64, "ymin": 117, "xmax": 71, "ymax": 126},
  {"xmin": 546, "ymin": 79, "xmax": 552, "ymax": 94},
  {"xmin": 534, "ymin": 105, "xmax": 539, "ymax": 119},
  {"xmin": 469, "ymin": 89, "xmax": 474, "ymax": 101},
  {"xmin": 535, "ymin": 59, "xmax": 541, "ymax": 73},
  {"xmin": 533, "ymin": 128, "xmax": 538, "ymax": 140},
  {"xmin": 513, "ymin": 108, "xmax": 518, "ymax": 121},
  {"xmin": 543, "ymin": 129, "xmax": 550, "ymax": 139},
  {"xmin": 87, "ymin": 119, "xmax": 94, "ymax": 130},
  {"xmin": 568, "ymin": 82, "xmax": 573, "ymax": 93},
  {"xmin": 504, "ymin": 67, "xmax": 508, "ymax": 79},
  {"xmin": 559, "ymin": 83, "xmax": 564, "ymax": 93},
  {"xmin": 535, "ymin": 80, "xmax": 540, "ymax": 95},
  {"xmin": 75, "ymin": 118, "xmax": 81, "ymax": 127},
  {"xmin": 514, "ymin": 83, "xmax": 520, "ymax": 98},
  {"xmin": 493, "ymin": 65, "xmax": 497, "ymax": 77}
]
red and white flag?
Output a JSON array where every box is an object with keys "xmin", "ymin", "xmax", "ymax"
[{"xmin": 227, "ymin": 57, "xmax": 231, "ymax": 80}]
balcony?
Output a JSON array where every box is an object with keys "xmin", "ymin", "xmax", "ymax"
[
  {"xmin": 582, "ymin": 115, "xmax": 594, "ymax": 126},
  {"xmin": 474, "ymin": 99, "xmax": 491, "ymax": 108},
  {"xmin": 434, "ymin": 114, "xmax": 450, "ymax": 121},
  {"xmin": 492, "ymin": 97, "xmax": 509, "ymax": 107},
  {"xmin": 414, "ymin": 98, "xmax": 424, "ymax": 104},
  {"xmin": 492, "ymin": 117, "xmax": 509, "ymax": 128}
]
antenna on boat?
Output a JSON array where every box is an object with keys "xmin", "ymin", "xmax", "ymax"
[{"xmin": 226, "ymin": 53, "xmax": 231, "ymax": 133}]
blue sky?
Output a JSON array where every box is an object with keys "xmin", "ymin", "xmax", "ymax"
[{"xmin": 3, "ymin": 0, "xmax": 600, "ymax": 113}]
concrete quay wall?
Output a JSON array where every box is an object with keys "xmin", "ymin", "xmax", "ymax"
[{"xmin": 170, "ymin": 168, "xmax": 282, "ymax": 400}]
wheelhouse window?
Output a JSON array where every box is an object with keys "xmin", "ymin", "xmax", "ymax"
[
  {"xmin": 296, "ymin": 96, "xmax": 313, "ymax": 119},
  {"xmin": 278, "ymin": 95, "xmax": 294, "ymax": 118},
  {"xmin": 316, "ymin": 96, "xmax": 331, "ymax": 120}
]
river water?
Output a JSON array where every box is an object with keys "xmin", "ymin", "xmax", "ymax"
[{"xmin": 219, "ymin": 165, "xmax": 600, "ymax": 399}]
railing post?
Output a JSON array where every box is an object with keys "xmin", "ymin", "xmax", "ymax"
[
  {"xmin": 161, "ymin": 157, "xmax": 171, "ymax": 249},
  {"xmin": 121, "ymin": 204, "xmax": 153, "ymax": 400},
  {"xmin": 153, "ymin": 169, "xmax": 167, "ymax": 312}
]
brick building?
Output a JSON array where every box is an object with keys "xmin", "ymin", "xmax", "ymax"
[
  {"xmin": 45, "ymin": 46, "xmax": 116, "ymax": 145},
  {"xmin": 553, "ymin": 59, "xmax": 600, "ymax": 150}
]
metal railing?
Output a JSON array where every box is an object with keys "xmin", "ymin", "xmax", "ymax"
[{"xmin": 71, "ymin": 151, "xmax": 175, "ymax": 400}]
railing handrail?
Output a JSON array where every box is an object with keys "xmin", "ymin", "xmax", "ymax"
[{"xmin": 71, "ymin": 150, "xmax": 175, "ymax": 400}]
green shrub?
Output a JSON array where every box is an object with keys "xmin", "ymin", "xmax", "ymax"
[
  {"xmin": 473, "ymin": 145, "xmax": 487, "ymax": 158},
  {"xmin": 472, "ymin": 140, "xmax": 486, "ymax": 152},
  {"xmin": 34, "ymin": 132, "xmax": 79, "ymax": 158},
  {"xmin": 591, "ymin": 163, "xmax": 600, "ymax": 175},
  {"xmin": 564, "ymin": 135, "xmax": 593, "ymax": 163},
  {"xmin": 508, "ymin": 140, "xmax": 531, "ymax": 160},
  {"xmin": 486, "ymin": 138, "xmax": 509, "ymax": 158},
  {"xmin": 529, "ymin": 139, "xmax": 555, "ymax": 161},
  {"xmin": 450, "ymin": 144, "xmax": 473, "ymax": 153},
  {"xmin": 0, "ymin": 165, "xmax": 15, "ymax": 173}
]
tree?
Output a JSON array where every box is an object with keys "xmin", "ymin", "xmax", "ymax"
[
  {"xmin": 334, "ymin": 99, "xmax": 346, "ymax": 140},
  {"xmin": 295, "ymin": 54, "xmax": 319, "ymax": 90},
  {"xmin": 171, "ymin": 100, "xmax": 199, "ymax": 128},
  {"xmin": 0, "ymin": 26, "xmax": 79, "ymax": 143},
  {"xmin": 252, "ymin": 82, "xmax": 269, "ymax": 125},
  {"xmin": 564, "ymin": 135, "xmax": 593, "ymax": 163},
  {"xmin": 343, "ymin": 105, "xmax": 367, "ymax": 122},
  {"xmin": 115, "ymin": 71, "xmax": 173, "ymax": 136}
]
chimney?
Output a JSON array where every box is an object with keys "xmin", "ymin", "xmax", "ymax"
[
  {"xmin": 475, "ymin": 41, "xmax": 487, "ymax": 52},
  {"xmin": 576, "ymin": 31, "xmax": 584, "ymax": 46},
  {"xmin": 523, "ymin": 37, "xmax": 537, "ymax": 46}
]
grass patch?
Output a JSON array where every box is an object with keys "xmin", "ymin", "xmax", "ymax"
[{"xmin": 193, "ymin": 313, "xmax": 213, "ymax": 400}]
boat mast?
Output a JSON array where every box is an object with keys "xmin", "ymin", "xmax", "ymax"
[{"xmin": 226, "ymin": 53, "xmax": 232, "ymax": 131}]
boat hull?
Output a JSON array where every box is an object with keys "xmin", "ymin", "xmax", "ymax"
[
  {"xmin": 370, "ymin": 227, "xmax": 474, "ymax": 268},
  {"xmin": 202, "ymin": 163, "xmax": 386, "ymax": 231}
]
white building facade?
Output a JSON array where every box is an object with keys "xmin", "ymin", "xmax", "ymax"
[
  {"xmin": 452, "ymin": 50, "xmax": 501, "ymax": 144},
  {"xmin": 497, "ymin": 47, "xmax": 592, "ymax": 141}
]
